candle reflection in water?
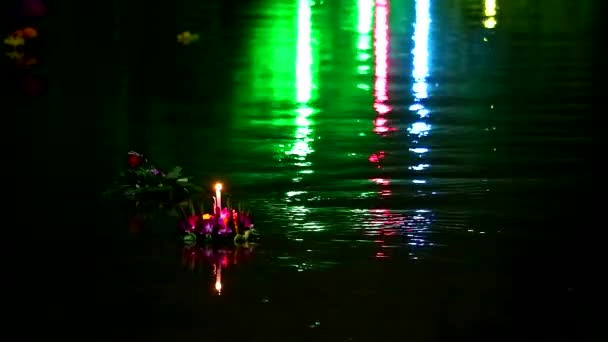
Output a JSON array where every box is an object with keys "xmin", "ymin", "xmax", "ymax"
[{"xmin": 182, "ymin": 244, "xmax": 255, "ymax": 295}]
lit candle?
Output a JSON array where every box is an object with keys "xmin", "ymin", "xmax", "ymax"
[{"xmin": 215, "ymin": 183, "xmax": 223, "ymax": 212}]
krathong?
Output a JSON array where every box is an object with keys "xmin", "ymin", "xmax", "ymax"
[
  {"xmin": 104, "ymin": 151, "xmax": 204, "ymax": 205},
  {"xmin": 179, "ymin": 181, "xmax": 259, "ymax": 245},
  {"xmin": 106, "ymin": 151, "xmax": 259, "ymax": 245}
]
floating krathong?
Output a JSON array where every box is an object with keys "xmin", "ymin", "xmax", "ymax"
[
  {"xmin": 104, "ymin": 151, "xmax": 204, "ymax": 207},
  {"xmin": 106, "ymin": 151, "xmax": 259, "ymax": 244},
  {"xmin": 179, "ymin": 181, "xmax": 259, "ymax": 245}
]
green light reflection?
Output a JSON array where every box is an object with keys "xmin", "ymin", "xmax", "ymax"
[
  {"xmin": 286, "ymin": 0, "xmax": 318, "ymax": 183},
  {"xmin": 296, "ymin": 0, "xmax": 313, "ymax": 104},
  {"xmin": 356, "ymin": 0, "xmax": 374, "ymax": 89}
]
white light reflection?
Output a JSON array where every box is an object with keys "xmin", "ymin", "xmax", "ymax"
[
  {"xmin": 406, "ymin": 0, "xmax": 434, "ymax": 260},
  {"xmin": 296, "ymin": 0, "xmax": 313, "ymax": 104},
  {"xmin": 409, "ymin": 163, "xmax": 430, "ymax": 171},
  {"xmin": 409, "ymin": 0, "xmax": 432, "ymax": 176},
  {"xmin": 408, "ymin": 121, "xmax": 431, "ymax": 136},
  {"xmin": 412, "ymin": 0, "xmax": 431, "ymax": 102},
  {"xmin": 409, "ymin": 147, "xmax": 428, "ymax": 154}
]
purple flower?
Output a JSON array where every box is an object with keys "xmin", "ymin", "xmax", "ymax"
[
  {"xmin": 201, "ymin": 218, "xmax": 214, "ymax": 235},
  {"xmin": 240, "ymin": 211, "xmax": 253, "ymax": 229}
]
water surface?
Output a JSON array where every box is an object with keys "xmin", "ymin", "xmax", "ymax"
[{"xmin": 13, "ymin": 0, "xmax": 591, "ymax": 340}]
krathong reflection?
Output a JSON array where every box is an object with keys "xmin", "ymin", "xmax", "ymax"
[
  {"xmin": 182, "ymin": 243, "xmax": 255, "ymax": 295},
  {"xmin": 4, "ymin": 25, "xmax": 45, "ymax": 95},
  {"xmin": 4, "ymin": 27, "xmax": 39, "ymax": 69}
]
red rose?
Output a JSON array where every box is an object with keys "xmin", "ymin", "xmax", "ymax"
[
  {"xmin": 127, "ymin": 151, "xmax": 145, "ymax": 168},
  {"xmin": 187, "ymin": 215, "xmax": 199, "ymax": 229}
]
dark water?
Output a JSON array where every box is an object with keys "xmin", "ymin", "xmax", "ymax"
[{"xmin": 9, "ymin": 0, "xmax": 593, "ymax": 340}]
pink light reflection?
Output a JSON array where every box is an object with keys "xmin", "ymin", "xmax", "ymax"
[
  {"xmin": 372, "ymin": 0, "xmax": 395, "ymax": 136},
  {"xmin": 369, "ymin": 0, "xmax": 399, "ymax": 259},
  {"xmin": 368, "ymin": 206, "xmax": 408, "ymax": 259},
  {"xmin": 371, "ymin": 178, "xmax": 390, "ymax": 186},
  {"xmin": 368, "ymin": 151, "xmax": 385, "ymax": 163},
  {"xmin": 373, "ymin": 0, "xmax": 389, "ymax": 103}
]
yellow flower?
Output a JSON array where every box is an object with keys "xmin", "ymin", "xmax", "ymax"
[{"xmin": 4, "ymin": 36, "xmax": 25, "ymax": 47}]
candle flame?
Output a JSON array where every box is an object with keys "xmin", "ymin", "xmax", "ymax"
[{"xmin": 215, "ymin": 183, "xmax": 223, "ymax": 191}]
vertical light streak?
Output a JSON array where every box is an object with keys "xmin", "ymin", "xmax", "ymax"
[
  {"xmin": 483, "ymin": 0, "xmax": 497, "ymax": 29},
  {"xmin": 287, "ymin": 0, "xmax": 317, "ymax": 182},
  {"xmin": 356, "ymin": 0, "xmax": 374, "ymax": 88},
  {"xmin": 373, "ymin": 0, "xmax": 393, "ymax": 134}
]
